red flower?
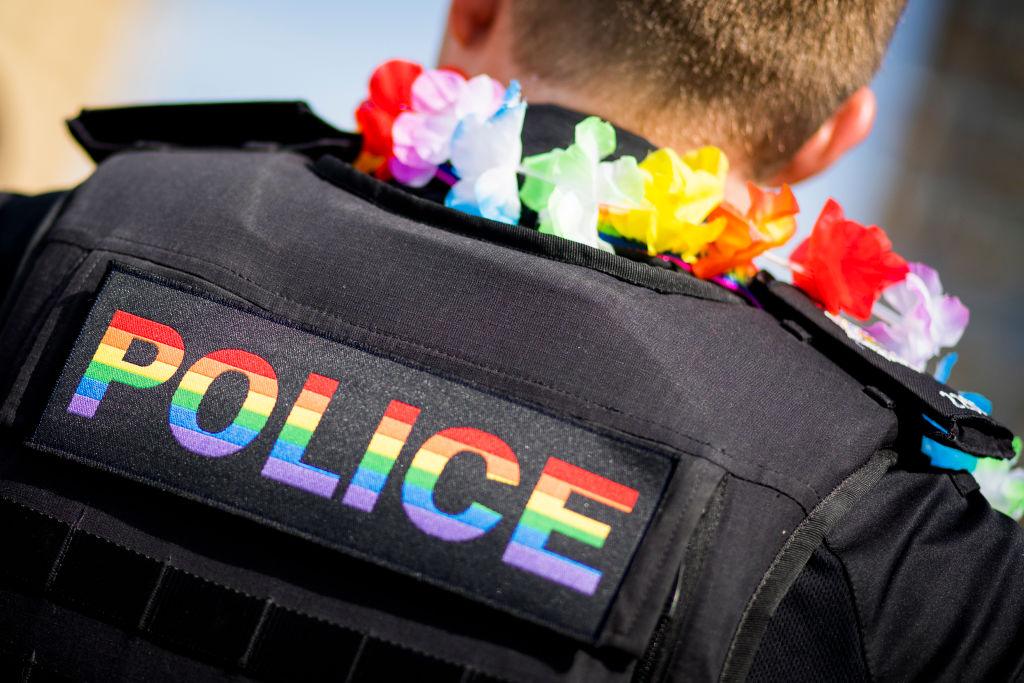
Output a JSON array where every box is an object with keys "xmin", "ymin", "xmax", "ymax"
[
  {"xmin": 355, "ymin": 60, "xmax": 423, "ymax": 173},
  {"xmin": 790, "ymin": 199, "xmax": 909, "ymax": 320}
]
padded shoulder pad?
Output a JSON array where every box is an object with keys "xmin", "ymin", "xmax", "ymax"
[
  {"xmin": 750, "ymin": 273, "xmax": 1016, "ymax": 460},
  {"xmin": 67, "ymin": 101, "xmax": 360, "ymax": 163}
]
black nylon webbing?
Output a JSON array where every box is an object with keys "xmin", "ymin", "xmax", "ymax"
[{"xmin": 0, "ymin": 497, "xmax": 489, "ymax": 682}]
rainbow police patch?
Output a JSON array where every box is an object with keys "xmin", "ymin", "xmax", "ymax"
[{"xmin": 33, "ymin": 268, "xmax": 674, "ymax": 638}]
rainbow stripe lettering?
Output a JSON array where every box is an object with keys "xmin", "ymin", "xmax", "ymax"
[
  {"xmin": 342, "ymin": 400, "xmax": 420, "ymax": 512},
  {"xmin": 169, "ymin": 349, "xmax": 278, "ymax": 457},
  {"xmin": 503, "ymin": 457, "xmax": 638, "ymax": 595},
  {"xmin": 261, "ymin": 373, "xmax": 341, "ymax": 497},
  {"xmin": 402, "ymin": 427, "xmax": 520, "ymax": 542},
  {"xmin": 68, "ymin": 310, "xmax": 184, "ymax": 418}
]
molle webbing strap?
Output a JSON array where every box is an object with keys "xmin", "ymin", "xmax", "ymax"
[
  {"xmin": 749, "ymin": 274, "xmax": 1016, "ymax": 461},
  {"xmin": 0, "ymin": 497, "xmax": 490, "ymax": 682}
]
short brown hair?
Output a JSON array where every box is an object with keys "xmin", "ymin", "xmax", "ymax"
[{"xmin": 511, "ymin": 0, "xmax": 906, "ymax": 177}]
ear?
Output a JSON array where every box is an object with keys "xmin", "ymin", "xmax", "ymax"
[
  {"xmin": 769, "ymin": 87, "xmax": 877, "ymax": 186},
  {"xmin": 447, "ymin": 0, "xmax": 501, "ymax": 49}
]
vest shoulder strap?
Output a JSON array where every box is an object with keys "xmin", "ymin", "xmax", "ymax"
[{"xmin": 749, "ymin": 273, "xmax": 1015, "ymax": 461}]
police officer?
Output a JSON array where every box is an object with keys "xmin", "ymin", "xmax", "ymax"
[{"xmin": 1, "ymin": 1, "xmax": 1021, "ymax": 681}]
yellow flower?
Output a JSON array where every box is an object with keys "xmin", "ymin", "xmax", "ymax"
[{"xmin": 604, "ymin": 146, "xmax": 729, "ymax": 257}]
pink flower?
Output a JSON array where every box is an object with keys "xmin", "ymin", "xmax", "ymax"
[
  {"xmin": 865, "ymin": 263, "xmax": 970, "ymax": 371},
  {"xmin": 389, "ymin": 70, "xmax": 504, "ymax": 187}
]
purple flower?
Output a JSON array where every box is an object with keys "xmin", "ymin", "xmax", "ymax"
[{"xmin": 865, "ymin": 262, "xmax": 969, "ymax": 371}]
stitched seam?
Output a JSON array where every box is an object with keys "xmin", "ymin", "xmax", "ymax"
[
  {"xmin": 43, "ymin": 508, "xmax": 85, "ymax": 592},
  {"xmin": 43, "ymin": 236, "xmax": 823, "ymax": 503},
  {"xmin": 239, "ymin": 598, "xmax": 274, "ymax": 668}
]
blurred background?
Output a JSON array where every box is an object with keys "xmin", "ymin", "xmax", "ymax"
[{"xmin": 0, "ymin": 0, "xmax": 1020, "ymax": 434}]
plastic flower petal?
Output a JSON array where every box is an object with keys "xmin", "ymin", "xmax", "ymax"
[
  {"xmin": 520, "ymin": 116, "xmax": 638, "ymax": 252},
  {"xmin": 520, "ymin": 117, "xmax": 620, "ymax": 214},
  {"xmin": 790, "ymin": 199, "xmax": 909, "ymax": 320},
  {"xmin": 864, "ymin": 262, "xmax": 969, "ymax": 370},
  {"xmin": 574, "ymin": 116, "xmax": 617, "ymax": 162},
  {"xmin": 543, "ymin": 186, "xmax": 610, "ymax": 251},
  {"xmin": 390, "ymin": 70, "xmax": 504, "ymax": 187},
  {"xmin": 445, "ymin": 82, "xmax": 526, "ymax": 224},
  {"xmin": 974, "ymin": 453, "xmax": 1024, "ymax": 521},
  {"xmin": 410, "ymin": 69, "xmax": 465, "ymax": 114},
  {"xmin": 864, "ymin": 290, "xmax": 937, "ymax": 371},
  {"xmin": 905, "ymin": 262, "xmax": 969, "ymax": 348},
  {"xmin": 692, "ymin": 182, "xmax": 799, "ymax": 278},
  {"xmin": 390, "ymin": 112, "xmax": 459, "ymax": 185},
  {"xmin": 355, "ymin": 60, "xmax": 423, "ymax": 175},
  {"xmin": 602, "ymin": 146, "xmax": 729, "ymax": 257},
  {"xmin": 455, "ymin": 74, "xmax": 505, "ymax": 119}
]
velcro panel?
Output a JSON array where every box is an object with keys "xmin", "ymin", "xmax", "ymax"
[{"xmin": 31, "ymin": 267, "xmax": 675, "ymax": 641}]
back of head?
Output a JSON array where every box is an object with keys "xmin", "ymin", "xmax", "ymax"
[{"xmin": 510, "ymin": 0, "xmax": 906, "ymax": 178}]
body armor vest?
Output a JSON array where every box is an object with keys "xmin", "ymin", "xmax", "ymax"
[{"xmin": 0, "ymin": 103, "xmax": 1013, "ymax": 682}]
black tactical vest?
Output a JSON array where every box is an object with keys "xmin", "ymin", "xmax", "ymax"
[{"xmin": 0, "ymin": 103, "xmax": 1014, "ymax": 682}]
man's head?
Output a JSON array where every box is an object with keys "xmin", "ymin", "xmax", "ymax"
[{"xmin": 439, "ymin": 0, "xmax": 905, "ymax": 191}]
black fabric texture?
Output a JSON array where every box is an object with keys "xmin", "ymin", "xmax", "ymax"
[
  {"xmin": 32, "ymin": 267, "xmax": 676, "ymax": 641},
  {"xmin": 0, "ymin": 191, "xmax": 66, "ymax": 305},
  {"xmin": 745, "ymin": 465, "xmax": 1024, "ymax": 683},
  {"xmin": 0, "ymin": 497, "xmax": 69, "ymax": 593},
  {"xmin": 349, "ymin": 638, "xmax": 465, "ymax": 682},
  {"xmin": 634, "ymin": 476, "xmax": 729, "ymax": 683},
  {"xmin": 49, "ymin": 532, "xmax": 163, "ymax": 628},
  {"xmin": 145, "ymin": 567, "xmax": 267, "ymax": 666},
  {"xmin": 747, "ymin": 545, "xmax": 870, "ymax": 682},
  {"xmin": 246, "ymin": 607, "xmax": 363, "ymax": 681},
  {"xmin": 824, "ymin": 467, "xmax": 1024, "ymax": 681}
]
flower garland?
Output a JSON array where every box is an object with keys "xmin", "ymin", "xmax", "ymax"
[
  {"xmin": 353, "ymin": 60, "xmax": 1020, "ymax": 514},
  {"xmin": 354, "ymin": 60, "xmax": 969, "ymax": 369}
]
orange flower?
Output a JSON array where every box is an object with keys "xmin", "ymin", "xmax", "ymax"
[{"xmin": 692, "ymin": 183, "xmax": 799, "ymax": 279}]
